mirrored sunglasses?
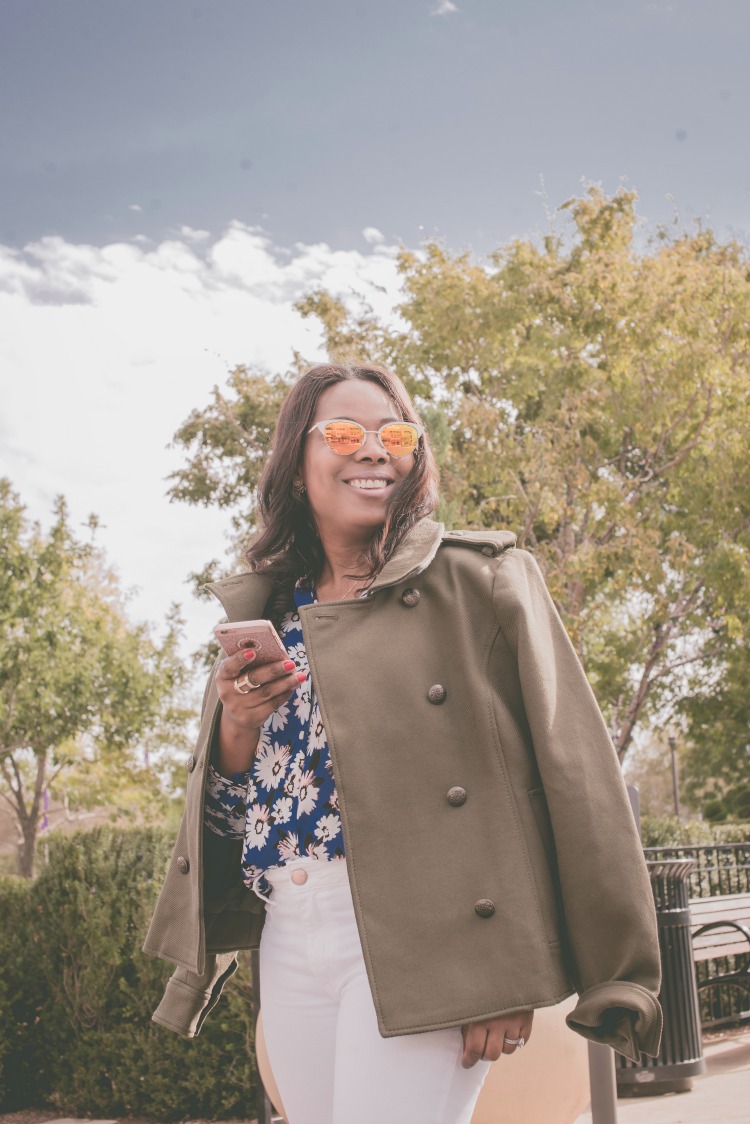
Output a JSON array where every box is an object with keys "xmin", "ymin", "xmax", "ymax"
[{"xmin": 308, "ymin": 418, "xmax": 424, "ymax": 458}]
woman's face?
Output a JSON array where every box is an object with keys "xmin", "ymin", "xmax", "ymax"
[{"xmin": 296, "ymin": 379, "xmax": 417, "ymax": 540}]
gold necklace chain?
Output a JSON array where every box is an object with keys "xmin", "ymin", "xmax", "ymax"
[{"xmin": 315, "ymin": 575, "xmax": 373, "ymax": 602}]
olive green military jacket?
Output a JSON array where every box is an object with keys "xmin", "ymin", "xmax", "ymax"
[{"xmin": 143, "ymin": 517, "xmax": 663, "ymax": 1064}]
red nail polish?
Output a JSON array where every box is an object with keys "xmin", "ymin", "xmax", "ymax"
[
  {"xmin": 283, "ymin": 659, "xmax": 296, "ymax": 670},
  {"xmin": 243, "ymin": 649, "xmax": 257, "ymax": 659},
  {"xmin": 296, "ymin": 671, "xmax": 307, "ymax": 682}
]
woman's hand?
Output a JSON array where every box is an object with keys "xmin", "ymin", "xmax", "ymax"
[
  {"xmin": 214, "ymin": 649, "xmax": 306, "ymax": 776},
  {"xmin": 460, "ymin": 1009, "xmax": 534, "ymax": 1068}
]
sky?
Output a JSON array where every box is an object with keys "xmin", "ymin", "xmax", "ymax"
[{"xmin": 1, "ymin": 0, "xmax": 749, "ymax": 665}]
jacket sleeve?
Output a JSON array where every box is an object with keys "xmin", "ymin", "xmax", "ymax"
[
  {"xmin": 493, "ymin": 547, "xmax": 663, "ymax": 1063},
  {"xmin": 151, "ymin": 952, "xmax": 239, "ymax": 1038}
]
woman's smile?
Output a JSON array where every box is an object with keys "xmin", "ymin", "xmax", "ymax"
[{"xmin": 342, "ymin": 473, "xmax": 394, "ymax": 497}]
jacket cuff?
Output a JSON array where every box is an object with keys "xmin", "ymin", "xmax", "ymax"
[
  {"xmin": 565, "ymin": 981, "xmax": 663, "ymax": 1063},
  {"xmin": 151, "ymin": 952, "xmax": 239, "ymax": 1038}
]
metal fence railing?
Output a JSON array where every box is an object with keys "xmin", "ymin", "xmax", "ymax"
[{"xmin": 643, "ymin": 843, "xmax": 750, "ymax": 899}]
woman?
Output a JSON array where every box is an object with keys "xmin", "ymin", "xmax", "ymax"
[{"xmin": 144, "ymin": 362, "xmax": 663, "ymax": 1124}]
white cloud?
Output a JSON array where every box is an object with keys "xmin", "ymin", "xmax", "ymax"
[
  {"xmin": 128, "ymin": 203, "xmax": 142, "ymax": 212},
  {"xmin": 362, "ymin": 226, "xmax": 385, "ymax": 245},
  {"xmin": 431, "ymin": 0, "xmax": 458, "ymax": 15},
  {"xmin": 0, "ymin": 223, "xmax": 410, "ymax": 658},
  {"xmin": 179, "ymin": 224, "xmax": 210, "ymax": 242}
]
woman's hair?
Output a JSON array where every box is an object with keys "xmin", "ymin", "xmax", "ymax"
[{"xmin": 245, "ymin": 361, "xmax": 440, "ymax": 626}]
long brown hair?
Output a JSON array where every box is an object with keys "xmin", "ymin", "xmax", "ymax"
[{"xmin": 245, "ymin": 361, "xmax": 440, "ymax": 626}]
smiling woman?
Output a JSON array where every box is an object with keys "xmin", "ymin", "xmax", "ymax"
[{"xmin": 144, "ymin": 360, "xmax": 663, "ymax": 1124}]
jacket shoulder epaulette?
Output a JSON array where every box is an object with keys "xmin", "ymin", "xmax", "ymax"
[{"xmin": 441, "ymin": 527, "xmax": 517, "ymax": 557}]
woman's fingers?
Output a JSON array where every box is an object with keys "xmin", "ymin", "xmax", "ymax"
[
  {"xmin": 499, "ymin": 1009, "xmax": 534, "ymax": 1056},
  {"xmin": 485, "ymin": 1020, "xmax": 508, "ymax": 1059},
  {"xmin": 216, "ymin": 651, "xmax": 306, "ymax": 729},
  {"xmin": 217, "ymin": 649, "xmax": 282, "ymax": 682},
  {"xmin": 461, "ymin": 1010, "xmax": 534, "ymax": 1067},
  {"xmin": 460, "ymin": 1023, "xmax": 489, "ymax": 1068}
]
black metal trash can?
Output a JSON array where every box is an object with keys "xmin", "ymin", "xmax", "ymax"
[{"xmin": 617, "ymin": 858, "xmax": 706, "ymax": 1096}]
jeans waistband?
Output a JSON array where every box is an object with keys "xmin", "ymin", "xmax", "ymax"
[{"xmin": 251, "ymin": 856, "xmax": 349, "ymax": 907}]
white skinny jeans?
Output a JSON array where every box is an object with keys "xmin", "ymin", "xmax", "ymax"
[{"xmin": 256, "ymin": 855, "xmax": 492, "ymax": 1124}]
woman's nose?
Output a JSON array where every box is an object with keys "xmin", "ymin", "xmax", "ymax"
[{"xmin": 356, "ymin": 431, "xmax": 389, "ymax": 461}]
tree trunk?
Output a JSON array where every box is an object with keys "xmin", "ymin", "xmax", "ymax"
[
  {"xmin": 18, "ymin": 819, "xmax": 38, "ymax": 878},
  {"xmin": 1, "ymin": 751, "xmax": 47, "ymax": 878}
]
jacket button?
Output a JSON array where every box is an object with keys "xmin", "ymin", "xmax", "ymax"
[
  {"xmin": 177, "ymin": 856, "xmax": 190, "ymax": 875},
  {"xmin": 186, "ymin": 754, "xmax": 196, "ymax": 773},
  {"xmin": 475, "ymin": 898, "xmax": 495, "ymax": 918},
  {"xmin": 401, "ymin": 588, "xmax": 420, "ymax": 607},
  {"xmin": 427, "ymin": 684, "xmax": 447, "ymax": 704},
  {"xmin": 447, "ymin": 786, "xmax": 467, "ymax": 806},
  {"xmin": 481, "ymin": 545, "xmax": 494, "ymax": 556}
]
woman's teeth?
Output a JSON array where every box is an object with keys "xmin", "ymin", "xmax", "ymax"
[{"xmin": 346, "ymin": 479, "xmax": 391, "ymax": 490}]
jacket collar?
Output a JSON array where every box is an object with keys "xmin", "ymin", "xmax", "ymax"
[
  {"xmin": 367, "ymin": 515, "xmax": 445, "ymax": 590},
  {"xmin": 204, "ymin": 516, "xmax": 445, "ymax": 620}
]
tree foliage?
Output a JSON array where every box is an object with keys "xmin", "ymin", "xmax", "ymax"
[
  {"xmin": 167, "ymin": 187, "xmax": 750, "ymax": 791},
  {"xmin": 0, "ymin": 480, "xmax": 193, "ymax": 876}
]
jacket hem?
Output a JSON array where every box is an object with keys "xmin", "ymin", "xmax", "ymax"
[{"xmin": 375, "ymin": 985, "xmax": 578, "ymax": 1037}]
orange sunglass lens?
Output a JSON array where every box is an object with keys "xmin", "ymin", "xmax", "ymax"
[
  {"xmin": 322, "ymin": 422, "xmax": 365, "ymax": 453},
  {"xmin": 380, "ymin": 424, "xmax": 418, "ymax": 454}
]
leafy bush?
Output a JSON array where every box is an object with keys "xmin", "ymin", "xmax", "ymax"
[
  {"xmin": 640, "ymin": 814, "xmax": 750, "ymax": 847},
  {"xmin": 0, "ymin": 874, "xmax": 47, "ymax": 1108},
  {"xmin": 0, "ymin": 826, "xmax": 260, "ymax": 1120}
]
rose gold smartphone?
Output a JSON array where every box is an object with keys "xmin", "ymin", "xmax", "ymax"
[{"xmin": 213, "ymin": 619, "xmax": 289, "ymax": 666}]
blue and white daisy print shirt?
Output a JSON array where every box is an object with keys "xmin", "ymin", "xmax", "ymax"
[{"xmin": 203, "ymin": 577, "xmax": 347, "ymax": 900}]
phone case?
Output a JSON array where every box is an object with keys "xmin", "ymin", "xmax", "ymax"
[{"xmin": 213, "ymin": 619, "xmax": 288, "ymax": 666}]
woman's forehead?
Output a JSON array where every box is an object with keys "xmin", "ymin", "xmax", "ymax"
[{"xmin": 316, "ymin": 380, "xmax": 397, "ymax": 419}]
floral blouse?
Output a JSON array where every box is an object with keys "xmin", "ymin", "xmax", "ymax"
[{"xmin": 203, "ymin": 577, "xmax": 349, "ymax": 901}]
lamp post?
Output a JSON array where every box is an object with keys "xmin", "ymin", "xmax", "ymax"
[{"xmin": 668, "ymin": 734, "xmax": 681, "ymax": 819}]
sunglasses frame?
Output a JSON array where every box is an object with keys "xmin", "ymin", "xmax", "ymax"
[{"xmin": 307, "ymin": 418, "xmax": 425, "ymax": 458}]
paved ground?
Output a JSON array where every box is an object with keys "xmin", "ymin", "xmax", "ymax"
[
  {"xmin": 5, "ymin": 1028, "xmax": 748, "ymax": 1124},
  {"xmin": 574, "ymin": 1027, "xmax": 750, "ymax": 1124}
]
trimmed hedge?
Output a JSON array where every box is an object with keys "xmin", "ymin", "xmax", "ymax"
[
  {"xmin": 640, "ymin": 815, "xmax": 750, "ymax": 847},
  {"xmin": 0, "ymin": 826, "xmax": 260, "ymax": 1121}
]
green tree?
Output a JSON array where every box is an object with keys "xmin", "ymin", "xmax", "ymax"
[
  {"xmin": 0, "ymin": 480, "xmax": 192, "ymax": 877},
  {"xmin": 167, "ymin": 187, "xmax": 750, "ymax": 773},
  {"xmin": 678, "ymin": 635, "xmax": 750, "ymax": 818}
]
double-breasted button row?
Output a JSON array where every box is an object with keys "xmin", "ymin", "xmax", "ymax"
[{"xmin": 398, "ymin": 590, "xmax": 448, "ymax": 706}]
